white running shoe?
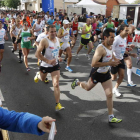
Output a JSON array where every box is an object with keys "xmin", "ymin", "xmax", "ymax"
[
  {"xmin": 86, "ymin": 54, "xmax": 90, "ymax": 60},
  {"xmin": 113, "ymin": 88, "xmax": 122, "ymax": 97},
  {"xmin": 127, "ymin": 81, "xmax": 136, "ymax": 87},
  {"xmin": 75, "ymin": 54, "xmax": 79, "ymax": 60}
]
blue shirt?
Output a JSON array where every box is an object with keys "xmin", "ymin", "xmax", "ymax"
[
  {"xmin": 124, "ymin": 19, "xmax": 127, "ymax": 25},
  {"xmin": 0, "ymin": 107, "xmax": 45, "ymax": 136},
  {"xmin": 48, "ymin": 19, "xmax": 54, "ymax": 25}
]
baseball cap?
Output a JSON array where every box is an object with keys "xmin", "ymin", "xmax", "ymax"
[{"xmin": 63, "ymin": 20, "xmax": 69, "ymax": 24}]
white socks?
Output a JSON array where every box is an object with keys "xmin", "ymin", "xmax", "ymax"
[
  {"xmin": 109, "ymin": 114, "xmax": 114, "ymax": 121},
  {"xmin": 127, "ymin": 68, "xmax": 132, "ymax": 83}
]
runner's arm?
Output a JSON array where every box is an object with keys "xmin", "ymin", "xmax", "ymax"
[
  {"xmin": 15, "ymin": 29, "xmax": 22, "ymax": 42},
  {"xmin": 29, "ymin": 29, "xmax": 35, "ymax": 40},
  {"xmin": 82, "ymin": 25, "xmax": 91, "ymax": 34},
  {"xmin": 35, "ymin": 38, "xmax": 49, "ymax": 63},
  {"xmin": 102, "ymin": 23, "xmax": 107, "ymax": 29},
  {"xmin": 10, "ymin": 25, "xmax": 16, "ymax": 38},
  {"xmin": 57, "ymin": 28, "xmax": 67, "ymax": 38}
]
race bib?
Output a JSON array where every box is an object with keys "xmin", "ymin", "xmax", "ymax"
[
  {"xmin": 128, "ymin": 42, "xmax": 132, "ymax": 45},
  {"xmin": 73, "ymin": 30, "xmax": 77, "ymax": 34},
  {"xmin": 120, "ymin": 48, "xmax": 125, "ymax": 57},
  {"xmin": 0, "ymin": 35, "xmax": 4, "ymax": 42},
  {"xmin": 23, "ymin": 37, "xmax": 30, "ymax": 42},
  {"xmin": 86, "ymin": 33, "xmax": 90, "ymax": 38},
  {"xmin": 52, "ymin": 49, "xmax": 59, "ymax": 59},
  {"xmin": 64, "ymin": 35, "xmax": 69, "ymax": 40}
]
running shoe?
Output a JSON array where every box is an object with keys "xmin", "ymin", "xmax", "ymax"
[
  {"xmin": 75, "ymin": 54, "xmax": 79, "ymax": 60},
  {"xmin": 19, "ymin": 59, "xmax": 22, "ymax": 63},
  {"xmin": 34, "ymin": 72, "xmax": 40, "ymax": 83},
  {"xmin": 136, "ymin": 59, "xmax": 140, "ymax": 65},
  {"xmin": 44, "ymin": 78, "xmax": 49, "ymax": 84},
  {"xmin": 85, "ymin": 46, "xmax": 87, "ymax": 49},
  {"xmin": 109, "ymin": 117, "xmax": 122, "ymax": 123},
  {"xmin": 86, "ymin": 54, "xmax": 90, "ymax": 60},
  {"xmin": 71, "ymin": 79, "xmax": 79, "ymax": 89},
  {"xmin": 113, "ymin": 88, "xmax": 122, "ymax": 97},
  {"xmin": 11, "ymin": 48, "xmax": 15, "ymax": 53},
  {"xmin": 65, "ymin": 66, "xmax": 73, "ymax": 72},
  {"xmin": 127, "ymin": 81, "xmax": 136, "ymax": 87},
  {"xmin": 26, "ymin": 68, "xmax": 30, "ymax": 72},
  {"xmin": 55, "ymin": 103, "xmax": 65, "ymax": 111},
  {"xmin": 63, "ymin": 59, "xmax": 67, "ymax": 64}
]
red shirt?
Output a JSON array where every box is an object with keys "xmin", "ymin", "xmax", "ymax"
[{"xmin": 72, "ymin": 21, "xmax": 78, "ymax": 34}]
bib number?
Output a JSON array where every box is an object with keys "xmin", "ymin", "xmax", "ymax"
[
  {"xmin": 73, "ymin": 30, "xmax": 77, "ymax": 34},
  {"xmin": 86, "ymin": 33, "xmax": 90, "ymax": 38},
  {"xmin": 120, "ymin": 48, "xmax": 125, "ymax": 58},
  {"xmin": 52, "ymin": 49, "xmax": 59, "ymax": 59},
  {"xmin": 0, "ymin": 35, "xmax": 4, "ymax": 42},
  {"xmin": 23, "ymin": 37, "xmax": 30, "ymax": 42}
]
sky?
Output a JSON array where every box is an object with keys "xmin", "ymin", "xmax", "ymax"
[{"xmin": 125, "ymin": 0, "xmax": 135, "ymax": 3}]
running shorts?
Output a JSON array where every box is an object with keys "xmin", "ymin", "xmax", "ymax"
[
  {"xmin": 40, "ymin": 64, "xmax": 60, "ymax": 73},
  {"xmin": 111, "ymin": 59, "xmax": 125, "ymax": 74},
  {"xmin": 12, "ymin": 37, "xmax": 21, "ymax": 44},
  {"xmin": 60, "ymin": 42, "xmax": 70, "ymax": 50},
  {"xmin": 0, "ymin": 44, "xmax": 4, "ymax": 49},
  {"xmin": 89, "ymin": 68, "xmax": 111, "ymax": 84},
  {"xmin": 80, "ymin": 38, "xmax": 91, "ymax": 46}
]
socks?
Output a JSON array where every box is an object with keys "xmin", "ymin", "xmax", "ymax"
[
  {"xmin": 19, "ymin": 50, "xmax": 22, "ymax": 59},
  {"xmin": 127, "ymin": 68, "xmax": 132, "ymax": 83},
  {"xmin": 75, "ymin": 79, "xmax": 79, "ymax": 86},
  {"xmin": 109, "ymin": 114, "xmax": 114, "ymax": 121}
]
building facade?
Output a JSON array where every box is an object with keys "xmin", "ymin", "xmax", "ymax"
[
  {"xmin": 94, "ymin": 0, "xmax": 128, "ymax": 17},
  {"xmin": 18, "ymin": 0, "xmax": 78, "ymax": 13}
]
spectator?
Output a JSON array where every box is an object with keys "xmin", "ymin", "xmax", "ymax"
[
  {"xmin": 47, "ymin": 15, "xmax": 54, "ymax": 25},
  {"xmin": 0, "ymin": 107, "xmax": 57, "ymax": 136}
]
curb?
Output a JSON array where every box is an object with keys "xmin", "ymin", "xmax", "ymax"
[{"xmin": 1, "ymin": 129, "xmax": 10, "ymax": 140}]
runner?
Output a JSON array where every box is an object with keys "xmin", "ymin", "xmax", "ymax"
[
  {"xmin": 16, "ymin": 19, "xmax": 35, "ymax": 71},
  {"xmin": 75, "ymin": 18, "xmax": 94, "ymax": 60},
  {"xmin": 71, "ymin": 16, "xmax": 78, "ymax": 49},
  {"xmin": 103, "ymin": 16, "xmax": 115, "ymax": 29},
  {"xmin": 10, "ymin": 18, "xmax": 23, "ymax": 63},
  {"xmin": 57, "ymin": 20, "xmax": 73, "ymax": 72},
  {"xmin": 111, "ymin": 24, "xmax": 131, "ymax": 97},
  {"xmin": 71, "ymin": 28, "xmax": 122, "ymax": 123},
  {"xmin": 124, "ymin": 24, "xmax": 137, "ymax": 86},
  {"xmin": 34, "ymin": 25, "xmax": 65, "ymax": 111},
  {"xmin": 0, "ymin": 21, "xmax": 8, "ymax": 72}
]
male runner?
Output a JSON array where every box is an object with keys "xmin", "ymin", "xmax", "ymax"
[
  {"xmin": 71, "ymin": 28, "xmax": 122, "ymax": 123},
  {"xmin": 111, "ymin": 24, "xmax": 133, "ymax": 97},
  {"xmin": 103, "ymin": 16, "xmax": 115, "ymax": 29},
  {"xmin": 75, "ymin": 18, "xmax": 94, "ymax": 60},
  {"xmin": 57, "ymin": 20, "xmax": 73, "ymax": 72},
  {"xmin": 0, "ymin": 21, "xmax": 8, "ymax": 72},
  {"xmin": 34, "ymin": 25, "xmax": 65, "ymax": 111},
  {"xmin": 10, "ymin": 18, "xmax": 23, "ymax": 63}
]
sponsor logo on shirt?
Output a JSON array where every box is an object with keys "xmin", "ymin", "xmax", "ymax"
[
  {"xmin": 49, "ymin": 46, "xmax": 54, "ymax": 49},
  {"xmin": 106, "ymin": 55, "xmax": 111, "ymax": 58},
  {"xmin": 119, "ymin": 45, "xmax": 124, "ymax": 47}
]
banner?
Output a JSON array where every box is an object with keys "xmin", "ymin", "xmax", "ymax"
[{"xmin": 42, "ymin": 0, "xmax": 54, "ymax": 15}]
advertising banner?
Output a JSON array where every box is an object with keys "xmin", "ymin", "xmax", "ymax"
[{"xmin": 42, "ymin": 0, "xmax": 54, "ymax": 14}]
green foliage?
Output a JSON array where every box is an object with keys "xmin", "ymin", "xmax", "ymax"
[
  {"xmin": 4, "ymin": 0, "xmax": 21, "ymax": 9},
  {"xmin": 0, "ymin": 1, "xmax": 5, "ymax": 7},
  {"xmin": 132, "ymin": 0, "xmax": 140, "ymax": 4}
]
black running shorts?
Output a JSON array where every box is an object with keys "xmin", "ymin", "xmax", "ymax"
[
  {"xmin": 12, "ymin": 37, "xmax": 21, "ymax": 44},
  {"xmin": 80, "ymin": 38, "xmax": 91, "ymax": 46},
  {"xmin": 40, "ymin": 64, "xmax": 60, "ymax": 74},
  {"xmin": 0, "ymin": 44, "xmax": 4, "ymax": 49},
  {"xmin": 89, "ymin": 68, "xmax": 111, "ymax": 84},
  {"xmin": 111, "ymin": 59, "xmax": 125, "ymax": 74}
]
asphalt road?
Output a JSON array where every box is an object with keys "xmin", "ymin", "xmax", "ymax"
[{"xmin": 0, "ymin": 35, "xmax": 140, "ymax": 140}]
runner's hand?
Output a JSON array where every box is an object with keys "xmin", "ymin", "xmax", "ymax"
[
  {"xmin": 130, "ymin": 53, "xmax": 137, "ymax": 58},
  {"xmin": 58, "ymin": 57, "xmax": 62, "ymax": 62},
  {"xmin": 27, "ymin": 37, "xmax": 32, "ymax": 40},
  {"xmin": 38, "ymin": 116, "xmax": 57, "ymax": 134},
  {"xmin": 109, "ymin": 59, "xmax": 120, "ymax": 67},
  {"xmin": 130, "ymin": 44, "xmax": 135, "ymax": 49},
  {"xmin": 47, "ymin": 59, "xmax": 56, "ymax": 65}
]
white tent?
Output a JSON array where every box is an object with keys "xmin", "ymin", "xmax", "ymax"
[{"xmin": 75, "ymin": 0, "xmax": 106, "ymax": 15}]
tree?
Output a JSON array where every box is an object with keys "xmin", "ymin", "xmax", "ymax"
[
  {"xmin": 132, "ymin": 0, "xmax": 140, "ymax": 4},
  {"xmin": 0, "ymin": 1, "xmax": 5, "ymax": 7},
  {"xmin": 4, "ymin": 0, "xmax": 20, "ymax": 9}
]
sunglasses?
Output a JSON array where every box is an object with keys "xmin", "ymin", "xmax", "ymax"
[{"xmin": 24, "ymin": 23, "xmax": 28, "ymax": 26}]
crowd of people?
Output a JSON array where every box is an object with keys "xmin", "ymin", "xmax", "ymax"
[{"xmin": 0, "ymin": 9, "xmax": 140, "ymax": 135}]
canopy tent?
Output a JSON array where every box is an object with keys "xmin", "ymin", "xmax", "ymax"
[{"xmin": 75, "ymin": 0, "xmax": 106, "ymax": 15}]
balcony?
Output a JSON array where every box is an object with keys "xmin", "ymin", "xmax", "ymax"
[{"xmin": 21, "ymin": 0, "xmax": 36, "ymax": 3}]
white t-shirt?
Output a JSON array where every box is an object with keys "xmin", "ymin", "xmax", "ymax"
[
  {"xmin": 36, "ymin": 32, "xmax": 48, "ymax": 43},
  {"xmin": 112, "ymin": 35, "xmax": 127, "ymax": 60},
  {"xmin": 0, "ymin": 28, "xmax": 6, "ymax": 44}
]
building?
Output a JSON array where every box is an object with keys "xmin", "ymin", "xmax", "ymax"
[
  {"xmin": 94, "ymin": 0, "xmax": 128, "ymax": 17},
  {"xmin": 18, "ymin": 0, "xmax": 78, "ymax": 13},
  {"xmin": 18, "ymin": 0, "xmax": 42, "ymax": 12}
]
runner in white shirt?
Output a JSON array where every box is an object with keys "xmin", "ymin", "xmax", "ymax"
[
  {"xmin": 71, "ymin": 28, "xmax": 122, "ymax": 123},
  {"xmin": 57, "ymin": 20, "xmax": 73, "ymax": 72},
  {"xmin": 34, "ymin": 25, "xmax": 65, "ymax": 111},
  {"xmin": 0, "ymin": 21, "xmax": 8, "ymax": 72},
  {"xmin": 111, "ymin": 24, "xmax": 130, "ymax": 97}
]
